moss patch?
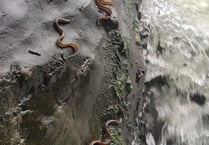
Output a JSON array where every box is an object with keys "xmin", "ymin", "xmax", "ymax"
[
  {"xmin": 110, "ymin": 126, "xmax": 124, "ymax": 145},
  {"xmin": 110, "ymin": 31, "xmax": 132, "ymax": 107},
  {"xmin": 97, "ymin": 30, "xmax": 132, "ymax": 144}
]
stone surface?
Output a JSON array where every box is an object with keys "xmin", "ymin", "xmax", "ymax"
[{"xmin": 0, "ymin": 0, "xmax": 145, "ymax": 145}]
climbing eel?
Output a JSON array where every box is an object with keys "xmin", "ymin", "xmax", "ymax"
[
  {"xmin": 54, "ymin": 18, "xmax": 78, "ymax": 54},
  {"xmin": 89, "ymin": 105, "xmax": 124, "ymax": 145},
  {"xmin": 94, "ymin": 0, "xmax": 113, "ymax": 24},
  {"xmin": 98, "ymin": 0, "xmax": 113, "ymax": 6}
]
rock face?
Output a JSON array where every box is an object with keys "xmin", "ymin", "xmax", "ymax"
[{"xmin": 0, "ymin": 0, "xmax": 144, "ymax": 145}]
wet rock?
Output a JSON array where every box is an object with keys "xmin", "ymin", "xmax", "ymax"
[
  {"xmin": 135, "ymin": 68, "xmax": 145, "ymax": 87},
  {"xmin": 190, "ymin": 93, "xmax": 206, "ymax": 106},
  {"xmin": 100, "ymin": 18, "xmax": 119, "ymax": 32},
  {"xmin": 156, "ymin": 41, "xmax": 164, "ymax": 55},
  {"xmin": 20, "ymin": 67, "xmax": 33, "ymax": 80},
  {"xmin": 0, "ymin": 0, "xmax": 145, "ymax": 145}
]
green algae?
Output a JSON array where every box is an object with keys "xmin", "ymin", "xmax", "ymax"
[
  {"xmin": 110, "ymin": 127, "xmax": 124, "ymax": 145},
  {"xmin": 95, "ymin": 30, "xmax": 133, "ymax": 145},
  {"xmin": 111, "ymin": 30, "xmax": 131, "ymax": 106}
]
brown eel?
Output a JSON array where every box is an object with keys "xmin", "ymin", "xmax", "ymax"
[
  {"xmin": 99, "ymin": 0, "xmax": 113, "ymax": 6},
  {"xmin": 89, "ymin": 105, "xmax": 124, "ymax": 145},
  {"xmin": 54, "ymin": 18, "xmax": 78, "ymax": 54},
  {"xmin": 94, "ymin": 0, "xmax": 113, "ymax": 24}
]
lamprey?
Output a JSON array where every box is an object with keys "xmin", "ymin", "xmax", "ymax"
[
  {"xmin": 98, "ymin": 0, "xmax": 113, "ymax": 6},
  {"xmin": 94, "ymin": 0, "xmax": 113, "ymax": 24},
  {"xmin": 54, "ymin": 18, "xmax": 78, "ymax": 53},
  {"xmin": 89, "ymin": 105, "xmax": 124, "ymax": 145}
]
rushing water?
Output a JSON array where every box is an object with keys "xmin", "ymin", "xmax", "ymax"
[{"xmin": 138, "ymin": 0, "xmax": 209, "ymax": 145}]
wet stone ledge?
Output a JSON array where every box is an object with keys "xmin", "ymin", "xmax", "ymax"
[{"xmin": 0, "ymin": 55, "xmax": 95, "ymax": 145}]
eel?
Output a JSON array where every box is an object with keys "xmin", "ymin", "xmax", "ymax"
[
  {"xmin": 95, "ymin": 0, "xmax": 112, "ymax": 16},
  {"xmin": 98, "ymin": 0, "xmax": 113, "ymax": 6},
  {"xmin": 94, "ymin": 0, "xmax": 113, "ymax": 24},
  {"xmin": 89, "ymin": 105, "xmax": 124, "ymax": 145},
  {"xmin": 54, "ymin": 18, "xmax": 78, "ymax": 53},
  {"xmin": 89, "ymin": 139, "xmax": 111, "ymax": 145}
]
